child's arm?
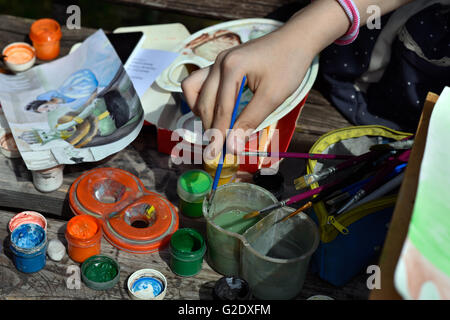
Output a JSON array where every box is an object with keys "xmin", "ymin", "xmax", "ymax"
[{"xmin": 181, "ymin": 0, "xmax": 414, "ymax": 156}]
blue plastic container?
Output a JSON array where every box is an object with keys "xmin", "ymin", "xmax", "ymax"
[{"xmin": 10, "ymin": 223, "xmax": 48, "ymax": 273}]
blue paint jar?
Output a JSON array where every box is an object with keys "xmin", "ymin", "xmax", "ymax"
[{"xmin": 10, "ymin": 223, "xmax": 48, "ymax": 273}]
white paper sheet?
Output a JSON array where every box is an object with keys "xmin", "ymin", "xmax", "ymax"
[
  {"xmin": 0, "ymin": 30, "xmax": 144, "ymax": 171},
  {"xmin": 125, "ymin": 48, "xmax": 179, "ymax": 98}
]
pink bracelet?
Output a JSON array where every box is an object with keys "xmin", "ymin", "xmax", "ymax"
[
  {"xmin": 334, "ymin": 0, "xmax": 360, "ymax": 45},
  {"xmin": 310, "ymin": 0, "xmax": 360, "ymax": 45},
  {"xmin": 333, "ymin": 0, "xmax": 360, "ymax": 45}
]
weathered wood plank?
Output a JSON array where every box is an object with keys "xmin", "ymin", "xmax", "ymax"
[
  {"xmin": 0, "ymin": 125, "xmax": 193, "ymax": 218},
  {"xmin": 107, "ymin": 0, "xmax": 301, "ymax": 20},
  {"xmin": 0, "ymin": 208, "xmax": 369, "ymax": 300},
  {"xmin": 0, "ymin": 208, "xmax": 220, "ymax": 300}
]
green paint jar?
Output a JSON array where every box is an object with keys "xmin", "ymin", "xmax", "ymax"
[
  {"xmin": 177, "ymin": 170, "xmax": 212, "ymax": 218},
  {"xmin": 81, "ymin": 254, "xmax": 120, "ymax": 290},
  {"xmin": 169, "ymin": 228, "xmax": 206, "ymax": 277}
]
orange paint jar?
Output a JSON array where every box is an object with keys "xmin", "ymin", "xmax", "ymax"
[
  {"xmin": 29, "ymin": 18, "xmax": 62, "ymax": 60},
  {"xmin": 65, "ymin": 214, "xmax": 102, "ymax": 263}
]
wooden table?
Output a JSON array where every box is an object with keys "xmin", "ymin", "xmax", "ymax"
[{"xmin": 0, "ymin": 14, "xmax": 370, "ymax": 300}]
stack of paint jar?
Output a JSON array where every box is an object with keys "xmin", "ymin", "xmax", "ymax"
[
  {"xmin": 64, "ymin": 214, "xmax": 120, "ymax": 290},
  {"xmin": 8, "ymin": 211, "xmax": 48, "ymax": 274}
]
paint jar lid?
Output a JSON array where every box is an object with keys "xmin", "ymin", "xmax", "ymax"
[
  {"xmin": 9, "ymin": 211, "xmax": 47, "ymax": 233},
  {"xmin": 175, "ymin": 112, "xmax": 207, "ymax": 146},
  {"xmin": 66, "ymin": 215, "xmax": 99, "ymax": 240},
  {"xmin": 10, "ymin": 223, "xmax": 47, "ymax": 252},
  {"xmin": 169, "ymin": 228, "xmax": 206, "ymax": 259},
  {"xmin": 81, "ymin": 255, "xmax": 120, "ymax": 290},
  {"xmin": 213, "ymin": 276, "xmax": 252, "ymax": 300},
  {"xmin": 29, "ymin": 18, "xmax": 62, "ymax": 43},
  {"xmin": 177, "ymin": 170, "xmax": 213, "ymax": 203},
  {"xmin": 127, "ymin": 268, "xmax": 167, "ymax": 300},
  {"xmin": 2, "ymin": 42, "xmax": 35, "ymax": 66}
]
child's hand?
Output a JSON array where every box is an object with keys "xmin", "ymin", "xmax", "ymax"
[
  {"xmin": 182, "ymin": 29, "xmax": 316, "ymax": 156},
  {"xmin": 181, "ymin": 0, "xmax": 411, "ymax": 157}
]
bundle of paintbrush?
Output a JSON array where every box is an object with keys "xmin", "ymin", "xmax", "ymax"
[
  {"xmin": 277, "ymin": 159, "xmax": 390, "ymax": 222},
  {"xmin": 243, "ymin": 151, "xmax": 391, "ymax": 221},
  {"xmin": 243, "ymin": 136, "xmax": 413, "ymax": 222}
]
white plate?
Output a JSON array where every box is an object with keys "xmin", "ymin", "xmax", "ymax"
[{"xmin": 156, "ymin": 18, "xmax": 319, "ymax": 134}]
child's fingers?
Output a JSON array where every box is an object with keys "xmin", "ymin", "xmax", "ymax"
[
  {"xmin": 194, "ymin": 62, "xmax": 224, "ymax": 131},
  {"xmin": 209, "ymin": 63, "xmax": 245, "ymax": 158},
  {"xmin": 181, "ymin": 67, "xmax": 210, "ymax": 116}
]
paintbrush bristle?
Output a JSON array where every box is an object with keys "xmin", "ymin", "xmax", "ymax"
[
  {"xmin": 294, "ymin": 176, "xmax": 308, "ymax": 190},
  {"xmin": 243, "ymin": 211, "xmax": 259, "ymax": 219}
]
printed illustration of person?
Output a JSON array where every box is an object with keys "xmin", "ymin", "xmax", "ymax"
[{"xmin": 23, "ymin": 68, "xmax": 137, "ymax": 148}]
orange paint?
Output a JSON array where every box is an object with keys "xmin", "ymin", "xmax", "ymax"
[
  {"xmin": 29, "ymin": 19, "xmax": 62, "ymax": 60},
  {"xmin": 65, "ymin": 214, "xmax": 102, "ymax": 263},
  {"xmin": 3, "ymin": 44, "xmax": 35, "ymax": 64}
]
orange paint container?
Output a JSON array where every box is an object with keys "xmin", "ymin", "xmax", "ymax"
[
  {"xmin": 69, "ymin": 168, "xmax": 179, "ymax": 254},
  {"xmin": 29, "ymin": 18, "xmax": 62, "ymax": 60},
  {"xmin": 2, "ymin": 42, "xmax": 36, "ymax": 72},
  {"xmin": 65, "ymin": 214, "xmax": 102, "ymax": 263}
]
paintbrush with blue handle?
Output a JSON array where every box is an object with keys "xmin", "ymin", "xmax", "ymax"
[{"xmin": 207, "ymin": 75, "xmax": 247, "ymax": 206}]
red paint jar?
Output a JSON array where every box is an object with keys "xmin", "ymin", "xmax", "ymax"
[
  {"xmin": 29, "ymin": 18, "xmax": 62, "ymax": 60},
  {"xmin": 65, "ymin": 214, "xmax": 102, "ymax": 263}
]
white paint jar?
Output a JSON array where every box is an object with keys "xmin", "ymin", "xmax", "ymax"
[{"xmin": 31, "ymin": 165, "xmax": 64, "ymax": 193}]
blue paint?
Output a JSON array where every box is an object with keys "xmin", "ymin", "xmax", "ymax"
[
  {"xmin": 132, "ymin": 277, "xmax": 163, "ymax": 297},
  {"xmin": 10, "ymin": 223, "xmax": 47, "ymax": 273},
  {"xmin": 11, "ymin": 223, "xmax": 46, "ymax": 249}
]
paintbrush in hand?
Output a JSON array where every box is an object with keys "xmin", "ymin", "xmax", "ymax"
[{"xmin": 207, "ymin": 75, "xmax": 247, "ymax": 206}]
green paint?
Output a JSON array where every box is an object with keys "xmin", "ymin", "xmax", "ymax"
[
  {"xmin": 84, "ymin": 260, "xmax": 118, "ymax": 283},
  {"xmin": 213, "ymin": 209, "xmax": 260, "ymax": 234},
  {"xmin": 170, "ymin": 228, "xmax": 206, "ymax": 277},
  {"xmin": 179, "ymin": 170, "xmax": 212, "ymax": 195},
  {"xmin": 179, "ymin": 198, "xmax": 203, "ymax": 218},
  {"xmin": 171, "ymin": 228, "xmax": 203, "ymax": 253},
  {"xmin": 177, "ymin": 170, "xmax": 212, "ymax": 218}
]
